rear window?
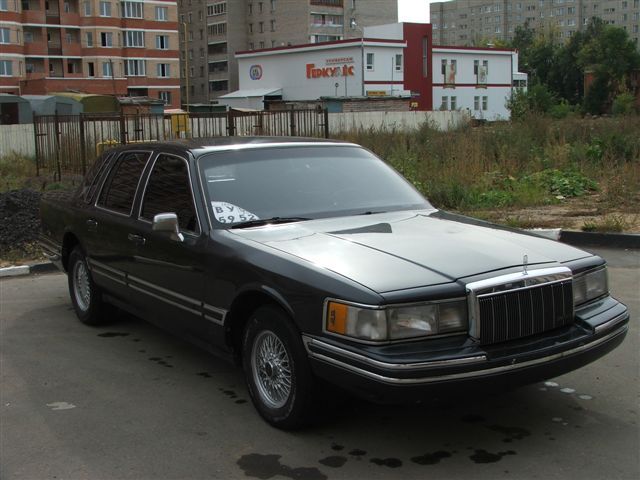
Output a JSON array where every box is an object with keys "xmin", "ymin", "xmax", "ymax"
[{"xmin": 97, "ymin": 151, "xmax": 150, "ymax": 215}]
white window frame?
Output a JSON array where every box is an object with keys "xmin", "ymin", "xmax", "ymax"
[
  {"xmin": 100, "ymin": 31, "xmax": 113, "ymax": 47},
  {"xmin": 124, "ymin": 30, "xmax": 145, "ymax": 48},
  {"xmin": 158, "ymin": 91, "xmax": 171, "ymax": 105},
  {"xmin": 125, "ymin": 59, "xmax": 146, "ymax": 76},
  {"xmin": 0, "ymin": 59, "xmax": 12, "ymax": 76},
  {"xmin": 157, "ymin": 63, "xmax": 170, "ymax": 77},
  {"xmin": 156, "ymin": 35, "xmax": 169, "ymax": 49},
  {"xmin": 395, "ymin": 54, "xmax": 403, "ymax": 72},
  {"xmin": 0, "ymin": 0, "xmax": 9, "ymax": 12},
  {"xmin": 102, "ymin": 61, "xmax": 113, "ymax": 77},
  {"xmin": 441, "ymin": 96, "xmax": 448, "ymax": 110},
  {"xmin": 0, "ymin": 27, "xmax": 10, "ymax": 44},
  {"xmin": 122, "ymin": 1, "xmax": 143, "ymax": 19},
  {"xmin": 155, "ymin": 6, "xmax": 168, "ymax": 21},
  {"xmin": 99, "ymin": 1, "xmax": 111, "ymax": 17},
  {"xmin": 86, "ymin": 31, "xmax": 93, "ymax": 47},
  {"xmin": 366, "ymin": 52, "xmax": 374, "ymax": 71}
]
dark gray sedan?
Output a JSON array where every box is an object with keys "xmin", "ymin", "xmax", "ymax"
[{"xmin": 40, "ymin": 137, "xmax": 629, "ymax": 429}]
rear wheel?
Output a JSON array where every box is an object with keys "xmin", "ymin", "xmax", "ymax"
[
  {"xmin": 242, "ymin": 305, "xmax": 316, "ymax": 429},
  {"xmin": 68, "ymin": 247, "xmax": 106, "ymax": 325}
]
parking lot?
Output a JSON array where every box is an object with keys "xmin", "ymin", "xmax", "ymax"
[{"xmin": 1, "ymin": 247, "xmax": 638, "ymax": 480}]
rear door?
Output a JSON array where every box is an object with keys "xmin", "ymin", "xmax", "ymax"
[
  {"xmin": 124, "ymin": 152, "xmax": 209, "ymax": 344},
  {"xmin": 86, "ymin": 150, "xmax": 152, "ymax": 299}
]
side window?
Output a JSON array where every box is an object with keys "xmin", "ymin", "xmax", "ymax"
[
  {"xmin": 80, "ymin": 151, "xmax": 115, "ymax": 204},
  {"xmin": 141, "ymin": 154, "xmax": 199, "ymax": 233},
  {"xmin": 97, "ymin": 151, "xmax": 150, "ymax": 214}
]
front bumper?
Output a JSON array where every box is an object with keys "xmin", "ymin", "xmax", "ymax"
[{"xmin": 304, "ymin": 296, "xmax": 629, "ymax": 403}]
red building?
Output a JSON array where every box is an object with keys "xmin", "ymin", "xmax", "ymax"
[{"xmin": 0, "ymin": 0, "xmax": 180, "ymax": 108}]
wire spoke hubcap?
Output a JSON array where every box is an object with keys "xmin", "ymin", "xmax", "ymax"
[
  {"xmin": 251, "ymin": 330, "xmax": 292, "ymax": 409},
  {"xmin": 73, "ymin": 260, "xmax": 91, "ymax": 312}
]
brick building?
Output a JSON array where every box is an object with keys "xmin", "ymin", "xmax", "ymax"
[
  {"xmin": 179, "ymin": 0, "xmax": 398, "ymax": 105},
  {"xmin": 0, "ymin": 0, "xmax": 181, "ymax": 108}
]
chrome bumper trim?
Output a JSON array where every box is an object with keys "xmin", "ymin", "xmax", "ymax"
[
  {"xmin": 303, "ymin": 336, "xmax": 487, "ymax": 370},
  {"xmin": 305, "ymin": 325, "xmax": 627, "ymax": 385},
  {"xmin": 594, "ymin": 312, "xmax": 629, "ymax": 334}
]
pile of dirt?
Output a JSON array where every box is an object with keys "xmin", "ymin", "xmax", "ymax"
[{"xmin": 0, "ymin": 190, "xmax": 42, "ymax": 256}]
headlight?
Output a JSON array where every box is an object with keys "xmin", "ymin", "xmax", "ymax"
[
  {"xmin": 326, "ymin": 299, "xmax": 468, "ymax": 342},
  {"xmin": 573, "ymin": 267, "xmax": 608, "ymax": 306}
]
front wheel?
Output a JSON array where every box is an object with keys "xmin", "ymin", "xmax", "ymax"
[
  {"xmin": 242, "ymin": 305, "xmax": 316, "ymax": 429},
  {"xmin": 68, "ymin": 247, "xmax": 106, "ymax": 325}
]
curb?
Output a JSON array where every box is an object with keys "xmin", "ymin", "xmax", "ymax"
[{"xmin": 0, "ymin": 261, "xmax": 59, "ymax": 278}]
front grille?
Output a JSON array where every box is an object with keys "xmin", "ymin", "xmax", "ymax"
[{"xmin": 478, "ymin": 280, "xmax": 574, "ymax": 345}]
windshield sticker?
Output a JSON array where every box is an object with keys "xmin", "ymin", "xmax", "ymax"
[{"xmin": 211, "ymin": 202, "xmax": 259, "ymax": 224}]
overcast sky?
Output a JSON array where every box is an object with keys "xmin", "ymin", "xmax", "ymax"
[{"xmin": 397, "ymin": 0, "xmax": 437, "ymax": 23}]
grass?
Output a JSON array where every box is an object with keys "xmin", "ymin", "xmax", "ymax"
[
  {"xmin": 0, "ymin": 153, "xmax": 81, "ymax": 193},
  {"xmin": 582, "ymin": 215, "xmax": 632, "ymax": 233},
  {"xmin": 335, "ymin": 115, "xmax": 640, "ymax": 215}
]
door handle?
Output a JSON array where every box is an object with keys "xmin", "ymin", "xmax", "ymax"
[
  {"xmin": 86, "ymin": 219, "xmax": 98, "ymax": 231},
  {"xmin": 127, "ymin": 233, "xmax": 146, "ymax": 246}
]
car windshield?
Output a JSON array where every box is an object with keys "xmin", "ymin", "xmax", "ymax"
[{"xmin": 198, "ymin": 145, "xmax": 432, "ymax": 228}]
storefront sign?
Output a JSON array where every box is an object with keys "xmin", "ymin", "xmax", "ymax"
[
  {"xmin": 366, "ymin": 90, "xmax": 387, "ymax": 97},
  {"xmin": 326, "ymin": 57, "xmax": 355, "ymax": 65},
  {"xmin": 306, "ymin": 63, "xmax": 355, "ymax": 79},
  {"xmin": 249, "ymin": 64, "xmax": 263, "ymax": 80}
]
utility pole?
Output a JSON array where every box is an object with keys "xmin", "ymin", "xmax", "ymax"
[{"xmin": 183, "ymin": 22, "xmax": 189, "ymax": 113}]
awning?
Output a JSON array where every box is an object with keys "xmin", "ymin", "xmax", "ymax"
[{"xmin": 219, "ymin": 88, "xmax": 283, "ymax": 99}]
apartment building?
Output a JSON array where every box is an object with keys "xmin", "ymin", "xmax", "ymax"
[
  {"xmin": 0, "ymin": 0, "xmax": 181, "ymax": 108},
  {"xmin": 430, "ymin": 0, "xmax": 640, "ymax": 48},
  {"xmin": 179, "ymin": 0, "xmax": 398, "ymax": 104}
]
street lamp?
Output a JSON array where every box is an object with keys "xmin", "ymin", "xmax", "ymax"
[{"xmin": 350, "ymin": 18, "xmax": 365, "ymax": 97}]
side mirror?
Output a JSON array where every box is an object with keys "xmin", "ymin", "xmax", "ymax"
[{"xmin": 152, "ymin": 213, "xmax": 184, "ymax": 242}]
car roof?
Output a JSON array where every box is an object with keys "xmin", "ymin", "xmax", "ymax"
[{"xmin": 107, "ymin": 136, "xmax": 355, "ymax": 158}]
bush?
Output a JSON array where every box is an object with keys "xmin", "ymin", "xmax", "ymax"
[
  {"xmin": 549, "ymin": 101, "xmax": 573, "ymax": 119},
  {"xmin": 612, "ymin": 92, "xmax": 637, "ymax": 115}
]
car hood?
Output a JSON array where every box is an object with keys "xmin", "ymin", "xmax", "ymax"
[{"xmin": 229, "ymin": 210, "xmax": 591, "ymax": 293}]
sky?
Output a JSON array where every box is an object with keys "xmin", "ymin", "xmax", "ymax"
[{"xmin": 397, "ymin": 0, "xmax": 438, "ymax": 23}]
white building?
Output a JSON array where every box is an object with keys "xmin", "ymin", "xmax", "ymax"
[{"xmin": 219, "ymin": 23, "xmax": 527, "ymax": 120}]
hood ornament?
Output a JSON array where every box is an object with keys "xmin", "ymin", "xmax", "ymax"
[{"xmin": 523, "ymin": 254, "xmax": 529, "ymax": 275}]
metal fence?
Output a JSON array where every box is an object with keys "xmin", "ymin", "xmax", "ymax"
[{"xmin": 34, "ymin": 108, "xmax": 330, "ymax": 178}]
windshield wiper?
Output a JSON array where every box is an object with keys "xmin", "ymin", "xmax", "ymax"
[{"xmin": 230, "ymin": 217, "xmax": 312, "ymax": 229}]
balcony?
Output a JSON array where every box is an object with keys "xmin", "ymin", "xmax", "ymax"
[
  {"xmin": 45, "ymin": 11, "xmax": 61, "ymax": 25},
  {"xmin": 23, "ymin": 40, "xmax": 48, "ymax": 56},
  {"xmin": 47, "ymin": 42, "xmax": 62, "ymax": 55}
]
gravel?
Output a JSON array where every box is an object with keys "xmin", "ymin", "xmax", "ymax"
[{"xmin": 0, "ymin": 190, "xmax": 42, "ymax": 256}]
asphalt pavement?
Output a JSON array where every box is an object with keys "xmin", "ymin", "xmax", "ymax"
[{"xmin": 1, "ymin": 247, "xmax": 638, "ymax": 480}]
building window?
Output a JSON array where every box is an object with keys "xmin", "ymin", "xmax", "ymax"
[
  {"xmin": 158, "ymin": 91, "xmax": 172, "ymax": 105},
  {"xmin": 157, "ymin": 63, "xmax": 170, "ymax": 77},
  {"xmin": 271, "ymin": 19, "xmax": 276, "ymax": 31},
  {"xmin": 99, "ymin": 1, "xmax": 111, "ymax": 17},
  {"xmin": 124, "ymin": 59, "xmax": 145, "ymax": 76},
  {"xmin": 100, "ymin": 32, "xmax": 113, "ymax": 47},
  {"xmin": 0, "ymin": 0, "xmax": 8, "ymax": 11},
  {"xmin": 102, "ymin": 61, "xmax": 113, "ymax": 77},
  {"xmin": 395, "ymin": 54, "xmax": 403, "ymax": 72},
  {"xmin": 86, "ymin": 32, "xmax": 93, "ymax": 47},
  {"xmin": 450, "ymin": 96, "xmax": 457, "ymax": 110},
  {"xmin": 124, "ymin": 30, "xmax": 144, "ymax": 47},
  {"xmin": 0, "ymin": 28, "xmax": 10, "ymax": 44},
  {"xmin": 248, "ymin": 2, "xmax": 252, "ymax": 14},
  {"xmin": 83, "ymin": 1, "xmax": 91, "ymax": 15},
  {"xmin": 422, "ymin": 37, "xmax": 428, "ymax": 77},
  {"xmin": 86, "ymin": 62, "xmax": 94, "ymax": 77},
  {"xmin": 366, "ymin": 52, "xmax": 374, "ymax": 71},
  {"xmin": 441, "ymin": 96, "xmax": 448, "ymax": 110},
  {"xmin": 24, "ymin": 31, "xmax": 33, "ymax": 43},
  {"xmin": 156, "ymin": 35, "xmax": 169, "ymax": 49},
  {"xmin": 259, "ymin": 41, "xmax": 265, "ymax": 48},
  {"xmin": 121, "ymin": 1, "xmax": 143, "ymax": 18},
  {"xmin": 259, "ymin": 22, "xmax": 264, "ymax": 33},
  {"xmin": 474, "ymin": 96, "xmax": 480, "ymax": 110},
  {"xmin": 0, "ymin": 60, "xmax": 12, "ymax": 76},
  {"xmin": 207, "ymin": 2, "xmax": 226, "ymax": 15},
  {"xmin": 208, "ymin": 23, "xmax": 227, "ymax": 35},
  {"xmin": 270, "ymin": 0, "xmax": 275, "ymax": 11},
  {"xmin": 155, "ymin": 6, "xmax": 168, "ymax": 20},
  {"xmin": 482, "ymin": 96, "xmax": 488, "ymax": 111}
]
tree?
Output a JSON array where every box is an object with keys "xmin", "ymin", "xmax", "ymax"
[{"xmin": 578, "ymin": 19, "xmax": 640, "ymax": 113}]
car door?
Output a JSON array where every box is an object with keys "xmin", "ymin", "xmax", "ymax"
[
  {"xmin": 124, "ymin": 152, "xmax": 209, "ymax": 345},
  {"xmin": 86, "ymin": 150, "xmax": 152, "ymax": 299}
]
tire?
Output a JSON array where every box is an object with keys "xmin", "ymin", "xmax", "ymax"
[
  {"xmin": 67, "ymin": 247, "xmax": 106, "ymax": 326},
  {"xmin": 242, "ymin": 305, "xmax": 316, "ymax": 430}
]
